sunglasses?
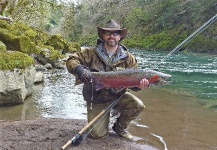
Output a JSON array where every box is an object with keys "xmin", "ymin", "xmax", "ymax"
[{"xmin": 104, "ymin": 31, "xmax": 120, "ymax": 36}]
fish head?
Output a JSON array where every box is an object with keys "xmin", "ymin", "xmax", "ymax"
[{"xmin": 149, "ymin": 74, "xmax": 172, "ymax": 85}]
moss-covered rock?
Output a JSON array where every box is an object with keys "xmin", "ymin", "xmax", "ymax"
[
  {"xmin": 34, "ymin": 29, "xmax": 50, "ymax": 45},
  {"xmin": 0, "ymin": 20, "xmax": 11, "ymax": 30},
  {"xmin": 36, "ymin": 46, "xmax": 64, "ymax": 65},
  {"xmin": 10, "ymin": 23, "xmax": 34, "ymax": 36},
  {"xmin": 0, "ymin": 51, "xmax": 34, "ymax": 71},
  {"xmin": 67, "ymin": 42, "xmax": 81, "ymax": 53},
  {"xmin": 47, "ymin": 46, "xmax": 64, "ymax": 61},
  {"xmin": 0, "ymin": 21, "xmax": 79, "ymax": 70},
  {"xmin": 22, "ymin": 29, "xmax": 38, "ymax": 41},
  {"xmin": 45, "ymin": 34, "xmax": 81, "ymax": 54},
  {"xmin": 45, "ymin": 34, "xmax": 66, "ymax": 50},
  {"xmin": 0, "ymin": 28, "xmax": 40, "ymax": 54}
]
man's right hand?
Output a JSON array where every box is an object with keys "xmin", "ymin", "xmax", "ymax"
[{"xmin": 74, "ymin": 65, "xmax": 91, "ymax": 82}]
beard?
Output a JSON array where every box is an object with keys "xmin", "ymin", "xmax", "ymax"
[{"xmin": 105, "ymin": 38, "xmax": 119, "ymax": 47}]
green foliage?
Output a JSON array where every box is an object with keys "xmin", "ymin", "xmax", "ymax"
[
  {"xmin": 187, "ymin": 35, "xmax": 217, "ymax": 53},
  {"xmin": 34, "ymin": 29, "xmax": 50, "ymax": 45},
  {"xmin": 0, "ymin": 20, "xmax": 11, "ymax": 30},
  {"xmin": 8, "ymin": 0, "xmax": 56, "ymax": 30},
  {"xmin": 124, "ymin": 30, "xmax": 188, "ymax": 51},
  {"xmin": 78, "ymin": 34, "xmax": 99, "ymax": 47},
  {"xmin": 61, "ymin": 0, "xmax": 216, "ymax": 53},
  {"xmin": 0, "ymin": 51, "xmax": 34, "ymax": 70},
  {"xmin": 124, "ymin": 8, "xmax": 149, "ymax": 35},
  {"xmin": 10, "ymin": 23, "xmax": 33, "ymax": 35},
  {"xmin": 45, "ymin": 23, "xmax": 54, "ymax": 31}
]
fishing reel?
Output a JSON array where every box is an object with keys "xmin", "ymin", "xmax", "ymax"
[{"xmin": 72, "ymin": 134, "xmax": 83, "ymax": 146}]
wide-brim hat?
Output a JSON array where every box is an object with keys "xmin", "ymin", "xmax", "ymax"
[{"xmin": 97, "ymin": 19, "xmax": 127, "ymax": 41}]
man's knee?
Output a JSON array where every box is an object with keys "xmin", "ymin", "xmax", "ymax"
[{"xmin": 137, "ymin": 99, "xmax": 145, "ymax": 112}]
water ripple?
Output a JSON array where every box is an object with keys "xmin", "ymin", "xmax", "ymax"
[
  {"xmin": 151, "ymin": 133, "xmax": 168, "ymax": 150},
  {"xmin": 131, "ymin": 49, "xmax": 217, "ymax": 102}
]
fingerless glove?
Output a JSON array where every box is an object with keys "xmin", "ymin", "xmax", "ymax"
[{"xmin": 74, "ymin": 65, "xmax": 91, "ymax": 82}]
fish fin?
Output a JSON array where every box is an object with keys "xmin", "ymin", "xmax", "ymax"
[
  {"xmin": 95, "ymin": 82, "xmax": 104, "ymax": 91},
  {"xmin": 111, "ymin": 87, "xmax": 125, "ymax": 93}
]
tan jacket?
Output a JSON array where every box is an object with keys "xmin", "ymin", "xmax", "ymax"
[{"xmin": 66, "ymin": 40, "xmax": 138, "ymax": 104}]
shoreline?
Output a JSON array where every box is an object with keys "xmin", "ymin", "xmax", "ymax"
[{"xmin": 0, "ymin": 118, "xmax": 158, "ymax": 150}]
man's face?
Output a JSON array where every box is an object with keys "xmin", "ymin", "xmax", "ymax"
[{"xmin": 103, "ymin": 31, "xmax": 121, "ymax": 47}]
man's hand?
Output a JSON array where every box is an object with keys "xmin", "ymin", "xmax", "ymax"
[
  {"xmin": 74, "ymin": 65, "xmax": 91, "ymax": 82},
  {"xmin": 139, "ymin": 78, "xmax": 149, "ymax": 89}
]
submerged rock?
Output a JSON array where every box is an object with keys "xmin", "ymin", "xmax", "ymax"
[{"xmin": 34, "ymin": 71, "xmax": 44, "ymax": 84}]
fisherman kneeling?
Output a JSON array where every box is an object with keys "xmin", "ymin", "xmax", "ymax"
[{"xmin": 66, "ymin": 19, "xmax": 149, "ymax": 140}]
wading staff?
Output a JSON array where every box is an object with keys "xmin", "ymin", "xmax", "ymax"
[{"xmin": 61, "ymin": 94, "xmax": 124, "ymax": 150}]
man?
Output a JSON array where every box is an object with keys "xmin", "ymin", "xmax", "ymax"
[{"xmin": 66, "ymin": 19, "xmax": 149, "ymax": 140}]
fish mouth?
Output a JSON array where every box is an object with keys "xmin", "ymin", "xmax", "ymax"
[
  {"xmin": 158, "ymin": 77, "xmax": 173, "ymax": 85},
  {"xmin": 149, "ymin": 73, "xmax": 172, "ymax": 85}
]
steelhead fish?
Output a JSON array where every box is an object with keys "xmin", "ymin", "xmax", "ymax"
[{"xmin": 91, "ymin": 69, "xmax": 172, "ymax": 90}]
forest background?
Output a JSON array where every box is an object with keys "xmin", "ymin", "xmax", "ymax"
[{"xmin": 1, "ymin": 0, "xmax": 217, "ymax": 53}]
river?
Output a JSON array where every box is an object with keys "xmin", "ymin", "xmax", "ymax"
[{"xmin": 0, "ymin": 49, "xmax": 217, "ymax": 150}]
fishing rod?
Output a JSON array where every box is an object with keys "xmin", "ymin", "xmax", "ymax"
[
  {"xmin": 61, "ymin": 94, "xmax": 124, "ymax": 150},
  {"xmin": 152, "ymin": 13, "xmax": 217, "ymax": 69}
]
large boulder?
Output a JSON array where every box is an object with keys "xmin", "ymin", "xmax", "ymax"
[
  {"xmin": 0, "ymin": 65, "xmax": 36, "ymax": 105},
  {"xmin": 36, "ymin": 46, "xmax": 62, "ymax": 67},
  {"xmin": 0, "ymin": 51, "xmax": 36, "ymax": 105}
]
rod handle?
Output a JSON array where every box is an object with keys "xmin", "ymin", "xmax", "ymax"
[
  {"xmin": 61, "ymin": 140, "xmax": 72, "ymax": 150},
  {"xmin": 79, "ymin": 110, "xmax": 106, "ymax": 134}
]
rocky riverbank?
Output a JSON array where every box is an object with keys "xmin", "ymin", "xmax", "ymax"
[{"xmin": 0, "ymin": 118, "xmax": 156, "ymax": 150}]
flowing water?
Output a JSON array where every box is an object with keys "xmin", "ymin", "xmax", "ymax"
[
  {"xmin": 132, "ymin": 49, "xmax": 217, "ymax": 106},
  {"xmin": 0, "ymin": 50, "xmax": 217, "ymax": 150}
]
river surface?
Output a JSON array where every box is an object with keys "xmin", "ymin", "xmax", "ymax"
[{"xmin": 0, "ymin": 50, "xmax": 217, "ymax": 150}]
